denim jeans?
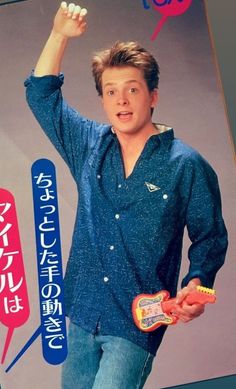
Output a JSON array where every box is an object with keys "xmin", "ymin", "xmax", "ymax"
[{"xmin": 61, "ymin": 322, "xmax": 154, "ymax": 389}]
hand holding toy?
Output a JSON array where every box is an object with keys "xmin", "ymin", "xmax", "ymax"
[{"xmin": 132, "ymin": 286, "xmax": 216, "ymax": 332}]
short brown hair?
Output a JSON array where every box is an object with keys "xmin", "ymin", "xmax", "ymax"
[{"xmin": 92, "ymin": 41, "xmax": 160, "ymax": 96}]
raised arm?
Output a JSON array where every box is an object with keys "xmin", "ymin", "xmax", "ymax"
[
  {"xmin": 25, "ymin": 2, "xmax": 99, "ymax": 181},
  {"xmin": 34, "ymin": 2, "xmax": 87, "ymax": 76}
]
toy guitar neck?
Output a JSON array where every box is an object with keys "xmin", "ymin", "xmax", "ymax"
[{"xmin": 132, "ymin": 286, "xmax": 216, "ymax": 332}]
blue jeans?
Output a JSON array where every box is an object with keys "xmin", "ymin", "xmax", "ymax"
[{"xmin": 61, "ymin": 322, "xmax": 154, "ymax": 389}]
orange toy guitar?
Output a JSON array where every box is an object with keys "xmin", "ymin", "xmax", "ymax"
[{"xmin": 132, "ymin": 286, "xmax": 216, "ymax": 332}]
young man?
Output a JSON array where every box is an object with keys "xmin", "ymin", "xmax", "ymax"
[{"xmin": 24, "ymin": 3, "xmax": 228, "ymax": 388}]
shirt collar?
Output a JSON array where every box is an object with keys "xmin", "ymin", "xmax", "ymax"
[
  {"xmin": 148, "ymin": 123, "xmax": 174, "ymax": 149},
  {"xmin": 110, "ymin": 123, "xmax": 172, "ymax": 135},
  {"xmin": 110, "ymin": 123, "xmax": 174, "ymax": 149}
]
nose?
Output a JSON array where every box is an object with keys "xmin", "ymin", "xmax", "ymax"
[{"xmin": 117, "ymin": 91, "xmax": 129, "ymax": 106}]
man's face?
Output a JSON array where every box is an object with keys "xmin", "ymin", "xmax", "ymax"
[{"xmin": 101, "ymin": 66, "xmax": 158, "ymax": 136}]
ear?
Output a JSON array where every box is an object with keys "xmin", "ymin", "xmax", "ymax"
[{"xmin": 150, "ymin": 88, "xmax": 159, "ymax": 108}]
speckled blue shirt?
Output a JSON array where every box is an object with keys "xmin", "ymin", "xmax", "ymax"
[{"xmin": 24, "ymin": 73, "xmax": 228, "ymax": 355}]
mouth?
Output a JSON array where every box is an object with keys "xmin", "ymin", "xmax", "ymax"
[{"xmin": 117, "ymin": 111, "xmax": 133, "ymax": 122}]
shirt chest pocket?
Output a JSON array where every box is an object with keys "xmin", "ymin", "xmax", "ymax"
[
  {"xmin": 118, "ymin": 183, "xmax": 178, "ymax": 245},
  {"xmin": 114, "ymin": 180, "xmax": 169, "ymax": 217},
  {"xmin": 135, "ymin": 183, "xmax": 171, "ymax": 218},
  {"xmin": 124, "ymin": 180, "xmax": 185, "ymax": 228}
]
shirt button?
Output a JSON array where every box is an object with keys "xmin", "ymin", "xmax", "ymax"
[
  {"xmin": 97, "ymin": 174, "xmax": 101, "ymax": 179},
  {"xmin": 118, "ymin": 184, "xmax": 122, "ymax": 188},
  {"xmin": 163, "ymin": 194, "xmax": 168, "ymax": 200},
  {"xmin": 115, "ymin": 214, "xmax": 120, "ymax": 220},
  {"xmin": 109, "ymin": 245, "xmax": 115, "ymax": 250},
  {"xmin": 103, "ymin": 276, "xmax": 109, "ymax": 283}
]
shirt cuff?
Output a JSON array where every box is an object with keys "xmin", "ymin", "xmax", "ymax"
[
  {"xmin": 24, "ymin": 71, "xmax": 64, "ymax": 96},
  {"xmin": 181, "ymin": 270, "xmax": 215, "ymax": 289}
]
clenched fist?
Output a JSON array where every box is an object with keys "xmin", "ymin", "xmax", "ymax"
[{"xmin": 52, "ymin": 2, "xmax": 88, "ymax": 38}]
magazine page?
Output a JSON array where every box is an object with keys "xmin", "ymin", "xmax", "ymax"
[{"xmin": 0, "ymin": 1, "xmax": 235, "ymax": 388}]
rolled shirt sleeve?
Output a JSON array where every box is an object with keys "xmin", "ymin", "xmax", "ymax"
[{"xmin": 24, "ymin": 72, "xmax": 103, "ymax": 182}]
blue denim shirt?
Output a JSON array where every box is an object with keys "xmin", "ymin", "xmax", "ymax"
[{"xmin": 24, "ymin": 74, "xmax": 228, "ymax": 355}]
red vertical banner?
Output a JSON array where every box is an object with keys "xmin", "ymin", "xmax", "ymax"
[{"xmin": 0, "ymin": 188, "xmax": 30, "ymax": 364}]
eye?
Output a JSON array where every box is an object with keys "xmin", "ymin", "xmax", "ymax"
[
  {"xmin": 107, "ymin": 89, "xmax": 115, "ymax": 96},
  {"xmin": 129, "ymin": 87, "xmax": 138, "ymax": 94}
]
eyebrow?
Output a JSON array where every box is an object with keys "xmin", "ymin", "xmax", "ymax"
[{"xmin": 103, "ymin": 80, "xmax": 141, "ymax": 88}]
